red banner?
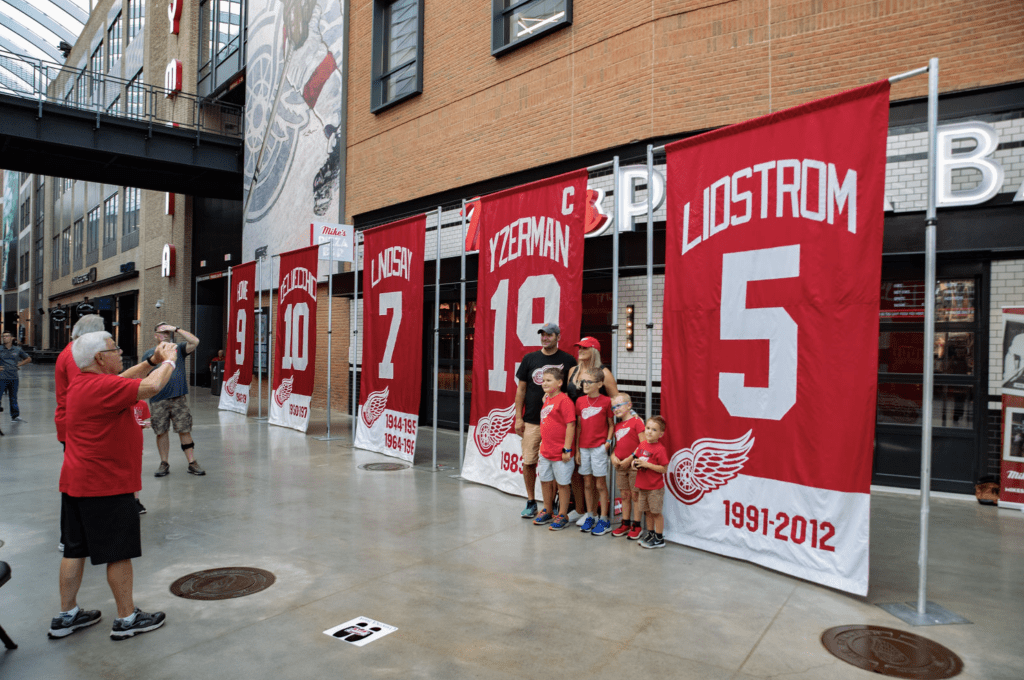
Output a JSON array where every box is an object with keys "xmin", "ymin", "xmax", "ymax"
[
  {"xmin": 662, "ymin": 82, "xmax": 890, "ymax": 595},
  {"xmin": 219, "ymin": 261, "xmax": 256, "ymax": 414},
  {"xmin": 1000, "ymin": 307, "xmax": 1024, "ymax": 510},
  {"xmin": 353, "ymin": 215, "xmax": 426, "ymax": 461},
  {"xmin": 462, "ymin": 169, "xmax": 588, "ymax": 495},
  {"xmin": 269, "ymin": 244, "xmax": 320, "ymax": 432}
]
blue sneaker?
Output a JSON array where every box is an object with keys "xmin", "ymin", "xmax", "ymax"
[
  {"xmin": 591, "ymin": 518, "xmax": 611, "ymax": 536},
  {"xmin": 549, "ymin": 514, "xmax": 570, "ymax": 530},
  {"xmin": 580, "ymin": 516, "xmax": 596, "ymax": 533},
  {"xmin": 533, "ymin": 509, "xmax": 553, "ymax": 525},
  {"xmin": 520, "ymin": 500, "xmax": 538, "ymax": 519}
]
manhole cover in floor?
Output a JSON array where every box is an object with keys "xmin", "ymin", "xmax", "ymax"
[
  {"xmin": 821, "ymin": 625, "xmax": 963, "ymax": 679},
  {"xmin": 170, "ymin": 567, "xmax": 276, "ymax": 600},
  {"xmin": 359, "ymin": 462, "xmax": 409, "ymax": 471}
]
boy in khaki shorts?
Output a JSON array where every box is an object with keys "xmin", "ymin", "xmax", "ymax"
[
  {"xmin": 609, "ymin": 394, "xmax": 645, "ymax": 538},
  {"xmin": 632, "ymin": 416, "xmax": 670, "ymax": 549}
]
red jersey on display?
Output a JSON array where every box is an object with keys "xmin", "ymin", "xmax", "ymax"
[
  {"xmin": 54, "ymin": 342, "xmax": 79, "ymax": 442},
  {"xmin": 576, "ymin": 395, "xmax": 613, "ymax": 447},
  {"xmin": 539, "ymin": 392, "xmax": 575, "ymax": 461},
  {"xmin": 219, "ymin": 260, "xmax": 257, "ymax": 415},
  {"xmin": 634, "ymin": 440, "xmax": 669, "ymax": 490},
  {"xmin": 61, "ymin": 372, "xmax": 144, "ymax": 497},
  {"xmin": 613, "ymin": 417, "xmax": 645, "ymax": 460},
  {"xmin": 269, "ymin": 244, "xmax": 320, "ymax": 432}
]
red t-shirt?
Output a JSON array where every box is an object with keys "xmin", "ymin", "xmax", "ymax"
[
  {"xmin": 54, "ymin": 342, "xmax": 79, "ymax": 443},
  {"xmin": 60, "ymin": 372, "xmax": 144, "ymax": 497},
  {"xmin": 539, "ymin": 392, "xmax": 575, "ymax": 461},
  {"xmin": 634, "ymin": 440, "xmax": 669, "ymax": 490},
  {"xmin": 612, "ymin": 416, "xmax": 645, "ymax": 461},
  {"xmin": 576, "ymin": 395, "xmax": 613, "ymax": 448}
]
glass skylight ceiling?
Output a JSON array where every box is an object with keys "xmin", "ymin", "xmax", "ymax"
[{"xmin": 0, "ymin": 0, "xmax": 90, "ymax": 95}]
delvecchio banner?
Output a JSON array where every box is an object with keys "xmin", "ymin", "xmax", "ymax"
[
  {"xmin": 999, "ymin": 306, "xmax": 1024, "ymax": 510},
  {"xmin": 661, "ymin": 81, "xmax": 890, "ymax": 595},
  {"xmin": 269, "ymin": 244, "xmax": 320, "ymax": 432},
  {"xmin": 219, "ymin": 261, "xmax": 257, "ymax": 414},
  {"xmin": 461, "ymin": 170, "xmax": 587, "ymax": 496},
  {"xmin": 353, "ymin": 214, "xmax": 426, "ymax": 462}
]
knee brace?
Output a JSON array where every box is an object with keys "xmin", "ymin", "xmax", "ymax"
[{"xmin": 181, "ymin": 442, "xmax": 195, "ymax": 451}]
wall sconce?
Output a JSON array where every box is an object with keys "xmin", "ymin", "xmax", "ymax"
[{"xmin": 626, "ymin": 305, "xmax": 634, "ymax": 351}]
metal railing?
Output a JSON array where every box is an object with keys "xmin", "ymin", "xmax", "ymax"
[{"xmin": 0, "ymin": 49, "xmax": 242, "ymax": 140}]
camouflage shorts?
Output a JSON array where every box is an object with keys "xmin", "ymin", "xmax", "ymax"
[{"xmin": 150, "ymin": 395, "xmax": 192, "ymax": 435}]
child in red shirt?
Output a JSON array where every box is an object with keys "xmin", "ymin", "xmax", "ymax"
[
  {"xmin": 575, "ymin": 368, "xmax": 614, "ymax": 535},
  {"xmin": 609, "ymin": 394, "xmax": 646, "ymax": 538},
  {"xmin": 533, "ymin": 367, "xmax": 577, "ymax": 531},
  {"xmin": 632, "ymin": 416, "xmax": 670, "ymax": 549}
]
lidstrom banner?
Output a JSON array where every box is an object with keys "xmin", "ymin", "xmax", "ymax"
[
  {"xmin": 461, "ymin": 169, "xmax": 587, "ymax": 496},
  {"xmin": 354, "ymin": 215, "xmax": 426, "ymax": 462},
  {"xmin": 661, "ymin": 81, "xmax": 890, "ymax": 595},
  {"xmin": 219, "ymin": 261, "xmax": 257, "ymax": 415},
  {"xmin": 269, "ymin": 244, "xmax": 320, "ymax": 432}
]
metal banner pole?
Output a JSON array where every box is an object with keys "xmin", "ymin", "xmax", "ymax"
[
  {"xmin": 352, "ymin": 233, "xmax": 359, "ymax": 438},
  {"xmin": 316, "ymin": 242, "xmax": 345, "ymax": 441},
  {"xmin": 611, "ymin": 156, "xmax": 620, "ymax": 378},
  {"xmin": 268, "ymin": 255, "xmax": 275, "ymax": 411},
  {"xmin": 458, "ymin": 199, "xmax": 467, "ymax": 473},
  {"xmin": 253, "ymin": 255, "xmax": 268, "ymax": 421},
  {"xmin": 223, "ymin": 265, "xmax": 232, "ymax": 408},
  {"xmin": 646, "ymin": 145, "xmax": 654, "ymax": 418},
  {"xmin": 917, "ymin": 57, "xmax": 940, "ymax": 617},
  {"xmin": 432, "ymin": 206, "xmax": 441, "ymax": 470}
]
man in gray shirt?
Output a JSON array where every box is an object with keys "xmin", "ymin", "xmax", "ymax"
[
  {"xmin": 141, "ymin": 323, "xmax": 205, "ymax": 477},
  {"xmin": 0, "ymin": 330, "xmax": 31, "ymax": 422}
]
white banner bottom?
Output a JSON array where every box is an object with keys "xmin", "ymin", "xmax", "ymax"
[
  {"xmin": 663, "ymin": 474, "xmax": 870, "ymax": 595},
  {"xmin": 218, "ymin": 382, "xmax": 250, "ymax": 414},
  {"xmin": 462, "ymin": 426, "xmax": 541, "ymax": 498},
  {"xmin": 269, "ymin": 392, "xmax": 311, "ymax": 432},
  {"xmin": 354, "ymin": 408, "xmax": 418, "ymax": 463}
]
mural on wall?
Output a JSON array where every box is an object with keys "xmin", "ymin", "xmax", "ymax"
[
  {"xmin": 243, "ymin": 0, "xmax": 345, "ymax": 278},
  {"xmin": 1, "ymin": 171, "xmax": 19, "ymax": 290}
]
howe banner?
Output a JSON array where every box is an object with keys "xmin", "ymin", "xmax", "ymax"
[
  {"xmin": 353, "ymin": 214, "xmax": 426, "ymax": 461},
  {"xmin": 461, "ymin": 170, "xmax": 588, "ymax": 495},
  {"xmin": 219, "ymin": 261, "xmax": 257, "ymax": 414},
  {"xmin": 661, "ymin": 81, "xmax": 890, "ymax": 595},
  {"xmin": 269, "ymin": 244, "xmax": 320, "ymax": 432}
]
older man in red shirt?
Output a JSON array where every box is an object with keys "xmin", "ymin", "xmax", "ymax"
[{"xmin": 49, "ymin": 331, "xmax": 177, "ymax": 641}]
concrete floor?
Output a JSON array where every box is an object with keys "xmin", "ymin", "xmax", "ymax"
[{"xmin": 1, "ymin": 364, "xmax": 1022, "ymax": 680}]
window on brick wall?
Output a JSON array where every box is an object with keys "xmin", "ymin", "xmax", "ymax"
[
  {"xmin": 72, "ymin": 218, "xmax": 84, "ymax": 271},
  {"xmin": 87, "ymin": 206, "xmax": 101, "ymax": 266},
  {"xmin": 61, "ymin": 227, "xmax": 71, "ymax": 277},
  {"xmin": 492, "ymin": 0, "xmax": 571, "ymax": 56},
  {"xmin": 371, "ymin": 0, "xmax": 422, "ymax": 113}
]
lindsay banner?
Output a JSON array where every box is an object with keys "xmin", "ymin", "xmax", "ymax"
[
  {"xmin": 219, "ymin": 261, "xmax": 257, "ymax": 414},
  {"xmin": 999, "ymin": 306, "xmax": 1024, "ymax": 510},
  {"xmin": 354, "ymin": 215, "xmax": 426, "ymax": 461},
  {"xmin": 462, "ymin": 170, "xmax": 588, "ymax": 495},
  {"xmin": 661, "ymin": 81, "xmax": 890, "ymax": 595},
  {"xmin": 269, "ymin": 244, "xmax": 320, "ymax": 432}
]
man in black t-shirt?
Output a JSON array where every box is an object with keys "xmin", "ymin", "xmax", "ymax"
[{"xmin": 514, "ymin": 322, "xmax": 576, "ymax": 519}]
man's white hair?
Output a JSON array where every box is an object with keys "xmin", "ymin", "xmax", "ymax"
[
  {"xmin": 71, "ymin": 314, "xmax": 105, "ymax": 340},
  {"xmin": 72, "ymin": 331, "xmax": 112, "ymax": 369}
]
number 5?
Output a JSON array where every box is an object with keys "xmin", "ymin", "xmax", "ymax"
[{"xmin": 719, "ymin": 245, "xmax": 799, "ymax": 421}]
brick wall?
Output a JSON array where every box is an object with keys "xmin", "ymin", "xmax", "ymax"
[{"xmin": 346, "ymin": 0, "xmax": 1024, "ymax": 219}]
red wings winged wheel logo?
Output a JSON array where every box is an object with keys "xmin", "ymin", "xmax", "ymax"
[
  {"xmin": 666, "ymin": 430, "xmax": 754, "ymax": 505},
  {"xmin": 474, "ymin": 403, "xmax": 517, "ymax": 456},
  {"xmin": 224, "ymin": 369, "xmax": 240, "ymax": 396},
  {"xmin": 274, "ymin": 376, "xmax": 294, "ymax": 407},
  {"xmin": 361, "ymin": 387, "xmax": 389, "ymax": 428}
]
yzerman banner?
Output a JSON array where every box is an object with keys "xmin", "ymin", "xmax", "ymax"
[
  {"xmin": 269, "ymin": 244, "xmax": 320, "ymax": 432},
  {"xmin": 661, "ymin": 81, "xmax": 890, "ymax": 595},
  {"xmin": 353, "ymin": 215, "xmax": 426, "ymax": 461},
  {"xmin": 219, "ymin": 261, "xmax": 257, "ymax": 414},
  {"xmin": 462, "ymin": 170, "xmax": 588, "ymax": 495}
]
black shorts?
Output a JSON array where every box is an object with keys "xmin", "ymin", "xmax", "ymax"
[{"xmin": 61, "ymin": 493, "xmax": 141, "ymax": 565}]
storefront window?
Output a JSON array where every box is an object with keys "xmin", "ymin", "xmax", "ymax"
[
  {"xmin": 878, "ymin": 331, "xmax": 975, "ymax": 375},
  {"xmin": 876, "ymin": 383, "xmax": 975, "ymax": 429},
  {"xmin": 879, "ymin": 279, "xmax": 975, "ymax": 323}
]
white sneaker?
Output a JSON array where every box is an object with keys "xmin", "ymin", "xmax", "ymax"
[
  {"xmin": 567, "ymin": 510, "xmax": 583, "ymax": 523},
  {"xmin": 12, "ymin": 416, "xmax": 25, "ymax": 423},
  {"xmin": 575, "ymin": 512, "xmax": 591, "ymax": 526}
]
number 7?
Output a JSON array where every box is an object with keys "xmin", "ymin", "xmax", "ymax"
[
  {"xmin": 718, "ymin": 245, "xmax": 799, "ymax": 421},
  {"xmin": 378, "ymin": 291, "xmax": 402, "ymax": 380}
]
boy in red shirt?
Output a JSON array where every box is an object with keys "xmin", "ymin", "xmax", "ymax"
[
  {"xmin": 609, "ymin": 394, "xmax": 645, "ymax": 538},
  {"xmin": 575, "ymin": 368, "xmax": 614, "ymax": 535},
  {"xmin": 532, "ymin": 367, "xmax": 576, "ymax": 531},
  {"xmin": 632, "ymin": 416, "xmax": 670, "ymax": 549}
]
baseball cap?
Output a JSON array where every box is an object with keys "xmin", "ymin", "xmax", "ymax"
[
  {"xmin": 538, "ymin": 323, "xmax": 561, "ymax": 335},
  {"xmin": 574, "ymin": 337, "xmax": 601, "ymax": 352}
]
